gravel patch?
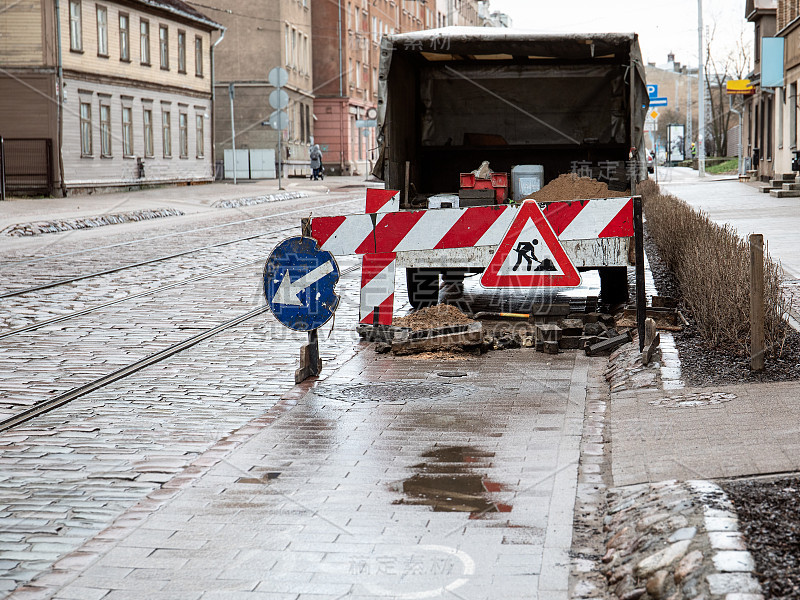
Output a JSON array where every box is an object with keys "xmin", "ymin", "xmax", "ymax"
[
  {"xmin": 723, "ymin": 476, "xmax": 800, "ymax": 599},
  {"xmin": 211, "ymin": 191, "xmax": 309, "ymax": 209},
  {"xmin": 643, "ymin": 223, "xmax": 800, "ymax": 385},
  {"xmin": 2, "ymin": 208, "xmax": 184, "ymax": 237}
]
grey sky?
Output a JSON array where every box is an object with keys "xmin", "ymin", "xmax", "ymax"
[{"xmin": 488, "ymin": 0, "xmax": 751, "ymax": 70}]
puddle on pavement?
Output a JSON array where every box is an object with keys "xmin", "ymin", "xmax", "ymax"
[{"xmin": 394, "ymin": 445, "xmax": 512, "ymax": 517}]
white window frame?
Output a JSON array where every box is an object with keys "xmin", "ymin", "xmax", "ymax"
[
  {"xmin": 80, "ymin": 100, "xmax": 92, "ymax": 156},
  {"xmin": 69, "ymin": 0, "xmax": 82, "ymax": 51},
  {"xmin": 96, "ymin": 5, "xmax": 108, "ymax": 56},
  {"xmin": 119, "ymin": 13, "xmax": 129, "ymax": 61},
  {"xmin": 140, "ymin": 19, "xmax": 150, "ymax": 64},
  {"xmin": 122, "ymin": 105, "xmax": 134, "ymax": 156}
]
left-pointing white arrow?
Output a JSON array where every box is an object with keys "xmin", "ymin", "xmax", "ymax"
[{"xmin": 272, "ymin": 261, "xmax": 334, "ymax": 306}]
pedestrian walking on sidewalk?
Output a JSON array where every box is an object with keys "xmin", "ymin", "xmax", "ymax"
[{"xmin": 310, "ymin": 144, "xmax": 324, "ymax": 180}]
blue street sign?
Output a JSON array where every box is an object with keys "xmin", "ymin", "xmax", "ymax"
[
  {"xmin": 264, "ymin": 237, "xmax": 340, "ymax": 331},
  {"xmin": 649, "ymin": 97, "xmax": 668, "ymax": 107},
  {"xmin": 647, "ymin": 84, "xmax": 658, "ymax": 98}
]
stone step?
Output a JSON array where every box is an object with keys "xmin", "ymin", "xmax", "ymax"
[
  {"xmin": 770, "ymin": 179, "xmax": 789, "ymax": 187},
  {"xmin": 758, "ymin": 184, "xmax": 776, "ymax": 193},
  {"xmin": 770, "ymin": 189, "xmax": 800, "ymax": 198},
  {"xmin": 783, "ymin": 183, "xmax": 800, "ymax": 191},
  {"xmin": 775, "ymin": 173, "xmax": 796, "ymax": 182}
]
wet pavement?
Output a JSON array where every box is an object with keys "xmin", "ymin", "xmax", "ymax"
[
  {"xmin": 15, "ymin": 348, "xmax": 597, "ymax": 600},
  {"xmin": 609, "ymin": 380, "xmax": 800, "ymax": 486}
]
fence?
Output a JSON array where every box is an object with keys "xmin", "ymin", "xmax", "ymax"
[{"xmin": 0, "ymin": 138, "xmax": 53, "ymax": 197}]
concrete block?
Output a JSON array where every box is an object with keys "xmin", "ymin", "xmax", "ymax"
[
  {"xmin": 535, "ymin": 323, "xmax": 562, "ymax": 343},
  {"xmin": 559, "ymin": 336, "xmax": 582, "ymax": 350},
  {"xmin": 586, "ymin": 331, "xmax": 632, "ymax": 356},
  {"xmin": 356, "ymin": 324, "xmax": 411, "ymax": 343},
  {"xmin": 559, "ymin": 318, "xmax": 583, "ymax": 336},
  {"xmin": 531, "ymin": 303, "xmax": 571, "ymax": 318},
  {"xmin": 770, "ymin": 189, "xmax": 800, "ymax": 198},
  {"xmin": 391, "ymin": 322, "xmax": 483, "ymax": 355},
  {"xmin": 543, "ymin": 341, "xmax": 560, "ymax": 354}
]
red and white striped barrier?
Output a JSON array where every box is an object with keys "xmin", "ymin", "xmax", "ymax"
[{"xmin": 310, "ymin": 192, "xmax": 635, "ymax": 325}]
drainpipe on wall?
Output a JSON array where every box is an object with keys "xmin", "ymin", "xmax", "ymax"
[
  {"xmin": 54, "ymin": 0, "xmax": 66, "ymax": 196},
  {"xmin": 210, "ymin": 27, "xmax": 227, "ymax": 180},
  {"xmin": 338, "ymin": 0, "xmax": 344, "ymax": 173},
  {"xmin": 338, "ymin": 0, "xmax": 343, "ymax": 97}
]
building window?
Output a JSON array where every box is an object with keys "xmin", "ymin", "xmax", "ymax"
[
  {"xmin": 99, "ymin": 102, "xmax": 112, "ymax": 157},
  {"xmin": 96, "ymin": 6, "xmax": 108, "ymax": 56},
  {"xmin": 119, "ymin": 13, "xmax": 129, "ymax": 61},
  {"xmin": 177, "ymin": 30, "xmax": 186, "ymax": 73},
  {"xmin": 179, "ymin": 112, "xmax": 188, "ymax": 157},
  {"xmin": 80, "ymin": 101, "xmax": 92, "ymax": 156},
  {"xmin": 305, "ymin": 104, "xmax": 310, "ymax": 142},
  {"xmin": 195, "ymin": 114, "xmax": 204, "ymax": 157},
  {"xmin": 159, "ymin": 25, "xmax": 169, "ymax": 69},
  {"xmin": 143, "ymin": 108, "xmax": 154, "ymax": 157},
  {"xmin": 69, "ymin": 0, "xmax": 82, "ymax": 51},
  {"xmin": 195, "ymin": 37, "xmax": 203, "ymax": 76},
  {"xmin": 140, "ymin": 19, "xmax": 150, "ymax": 64},
  {"xmin": 162, "ymin": 109, "xmax": 171, "ymax": 157},
  {"xmin": 284, "ymin": 25, "xmax": 290, "ymax": 66},
  {"xmin": 122, "ymin": 106, "xmax": 133, "ymax": 156}
]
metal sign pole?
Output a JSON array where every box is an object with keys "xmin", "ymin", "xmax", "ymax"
[
  {"xmin": 278, "ymin": 130, "xmax": 283, "ymax": 190},
  {"xmin": 634, "ymin": 197, "xmax": 646, "ymax": 351},
  {"xmin": 229, "ymin": 83, "xmax": 237, "ymax": 185}
]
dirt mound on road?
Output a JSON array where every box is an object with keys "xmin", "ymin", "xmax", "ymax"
[
  {"xmin": 527, "ymin": 173, "xmax": 630, "ymax": 203},
  {"xmin": 393, "ymin": 304, "xmax": 475, "ymax": 331}
]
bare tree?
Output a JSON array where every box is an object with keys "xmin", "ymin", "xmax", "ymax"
[{"xmin": 704, "ymin": 22, "xmax": 752, "ymax": 157}]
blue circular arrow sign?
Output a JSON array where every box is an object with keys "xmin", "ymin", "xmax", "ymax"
[{"xmin": 264, "ymin": 236, "xmax": 340, "ymax": 332}]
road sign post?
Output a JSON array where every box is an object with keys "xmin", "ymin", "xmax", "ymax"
[
  {"xmin": 264, "ymin": 233, "xmax": 340, "ymax": 382},
  {"xmin": 268, "ymin": 67, "xmax": 289, "ymax": 190},
  {"xmin": 229, "ymin": 83, "xmax": 237, "ymax": 184}
]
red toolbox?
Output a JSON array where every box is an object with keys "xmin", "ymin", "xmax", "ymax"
[{"xmin": 459, "ymin": 172, "xmax": 509, "ymax": 203}]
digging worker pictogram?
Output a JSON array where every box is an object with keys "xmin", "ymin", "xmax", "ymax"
[{"xmin": 512, "ymin": 238, "xmax": 556, "ymax": 272}]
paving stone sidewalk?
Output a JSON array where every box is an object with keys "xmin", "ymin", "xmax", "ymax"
[
  {"xmin": 13, "ymin": 347, "xmax": 598, "ymax": 600},
  {"xmin": 609, "ymin": 381, "xmax": 800, "ymax": 486}
]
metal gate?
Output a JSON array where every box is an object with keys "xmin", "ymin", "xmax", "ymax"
[{"xmin": 0, "ymin": 138, "xmax": 53, "ymax": 197}]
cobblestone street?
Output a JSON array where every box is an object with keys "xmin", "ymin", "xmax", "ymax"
[{"xmin": 0, "ymin": 185, "xmax": 381, "ymax": 594}]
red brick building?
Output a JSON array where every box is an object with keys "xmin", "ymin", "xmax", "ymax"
[{"xmin": 311, "ymin": 0, "xmax": 440, "ymax": 175}]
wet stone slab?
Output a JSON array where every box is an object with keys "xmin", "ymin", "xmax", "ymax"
[{"xmin": 53, "ymin": 349, "xmax": 592, "ymax": 600}]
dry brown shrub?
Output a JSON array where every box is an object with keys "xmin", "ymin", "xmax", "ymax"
[{"xmin": 639, "ymin": 179, "xmax": 789, "ymax": 356}]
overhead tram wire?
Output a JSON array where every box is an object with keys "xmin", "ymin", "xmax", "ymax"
[{"xmin": 0, "ymin": 264, "xmax": 361, "ymax": 431}]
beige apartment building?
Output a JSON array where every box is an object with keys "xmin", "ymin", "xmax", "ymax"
[
  {"xmin": 0, "ymin": 0, "xmax": 222, "ymax": 195},
  {"xmin": 209, "ymin": 0, "xmax": 314, "ymax": 179}
]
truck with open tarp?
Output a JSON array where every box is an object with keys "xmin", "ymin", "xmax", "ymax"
[{"xmin": 370, "ymin": 28, "xmax": 650, "ymax": 307}]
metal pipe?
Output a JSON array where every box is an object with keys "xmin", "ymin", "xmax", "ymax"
[
  {"xmin": 338, "ymin": 0, "xmax": 343, "ymax": 96},
  {"xmin": 54, "ymin": 0, "xmax": 66, "ymax": 196},
  {"xmin": 729, "ymin": 95, "xmax": 743, "ymax": 176}
]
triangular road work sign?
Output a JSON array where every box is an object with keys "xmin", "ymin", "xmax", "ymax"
[{"xmin": 480, "ymin": 200, "xmax": 581, "ymax": 288}]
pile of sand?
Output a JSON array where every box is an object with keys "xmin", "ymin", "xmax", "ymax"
[
  {"xmin": 527, "ymin": 173, "xmax": 630, "ymax": 203},
  {"xmin": 392, "ymin": 304, "xmax": 475, "ymax": 331}
]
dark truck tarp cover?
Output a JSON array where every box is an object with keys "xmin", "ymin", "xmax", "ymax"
[{"xmin": 373, "ymin": 28, "xmax": 649, "ymax": 184}]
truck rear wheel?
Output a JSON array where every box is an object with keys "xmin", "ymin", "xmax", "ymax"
[
  {"xmin": 406, "ymin": 268, "xmax": 440, "ymax": 310},
  {"xmin": 598, "ymin": 267, "xmax": 629, "ymax": 305}
]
